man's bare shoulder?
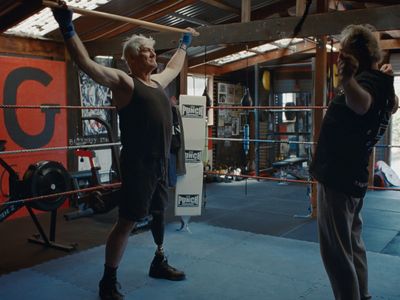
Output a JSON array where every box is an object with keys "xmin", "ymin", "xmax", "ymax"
[{"xmin": 112, "ymin": 73, "xmax": 134, "ymax": 109}]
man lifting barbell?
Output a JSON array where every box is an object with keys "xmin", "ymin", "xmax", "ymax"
[{"xmin": 52, "ymin": 2, "xmax": 199, "ymax": 300}]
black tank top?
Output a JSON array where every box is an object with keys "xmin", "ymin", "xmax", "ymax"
[{"xmin": 118, "ymin": 77, "xmax": 172, "ymax": 161}]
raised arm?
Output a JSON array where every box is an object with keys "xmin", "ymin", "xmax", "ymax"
[
  {"xmin": 338, "ymin": 52, "xmax": 372, "ymax": 115},
  {"xmin": 52, "ymin": 6, "xmax": 131, "ymax": 91},
  {"xmin": 152, "ymin": 28, "xmax": 199, "ymax": 88}
]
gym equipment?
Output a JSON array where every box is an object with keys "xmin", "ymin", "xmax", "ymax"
[
  {"xmin": 374, "ymin": 160, "xmax": 400, "ymax": 187},
  {"xmin": 0, "ymin": 139, "xmax": 75, "ymax": 251},
  {"xmin": 23, "ymin": 160, "xmax": 71, "ymax": 211},
  {"xmin": 64, "ymin": 116, "xmax": 121, "ymax": 220}
]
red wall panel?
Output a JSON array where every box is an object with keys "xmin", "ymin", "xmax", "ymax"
[{"xmin": 0, "ymin": 56, "xmax": 68, "ymax": 219}]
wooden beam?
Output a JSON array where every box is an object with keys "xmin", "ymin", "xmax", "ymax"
[
  {"xmin": 384, "ymin": 30, "xmax": 400, "ymax": 39},
  {"xmin": 189, "ymin": 42, "xmax": 261, "ymax": 67},
  {"xmin": 200, "ymin": 0, "xmax": 240, "ymax": 15},
  {"xmin": 150, "ymin": 4, "xmax": 400, "ymax": 48},
  {"xmin": 380, "ymin": 38, "xmax": 400, "ymax": 49},
  {"xmin": 310, "ymin": 0, "xmax": 328, "ymax": 218},
  {"xmin": 0, "ymin": 34, "xmax": 65, "ymax": 59},
  {"xmin": 85, "ymin": 4, "xmax": 400, "ymax": 55},
  {"xmin": 241, "ymin": 0, "xmax": 251, "ymax": 22},
  {"xmin": 190, "ymin": 41, "xmax": 316, "ymax": 75},
  {"xmin": 252, "ymin": 0, "xmax": 296, "ymax": 19},
  {"xmin": 296, "ymin": 0, "xmax": 307, "ymax": 16},
  {"xmin": 86, "ymin": 0, "xmax": 294, "ymax": 56},
  {"xmin": 188, "ymin": 64, "xmax": 220, "ymax": 76},
  {"xmin": 0, "ymin": 0, "xmax": 43, "ymax": 33},
  {"xmin": 346, "ymin": 0, "xmax": 399, "ymax": 4},
  {"xmin": 180, "ymin": 55, "xmax": 188, "ymax": 95},
  {"xmin": 220, "ymin": 0, "xmax": 296, "ymax": 23}
]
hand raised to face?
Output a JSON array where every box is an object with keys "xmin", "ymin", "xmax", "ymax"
[
  {"xmin": 380, "ymin": 64, "xmax": 394, "ymax": 76},
  {"xmin": 338, "ymin": 52, "xmax": 359, "ymax": 85}
]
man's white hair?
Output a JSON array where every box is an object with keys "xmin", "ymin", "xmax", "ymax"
[{"xmin": 122, "ymin": 34, "xmax": 155, "ymax": 60}]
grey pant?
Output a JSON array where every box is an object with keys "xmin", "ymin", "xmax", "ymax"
[{"xmin": 317, "ymin": 183, "xmax": 371, "ymax": 300}]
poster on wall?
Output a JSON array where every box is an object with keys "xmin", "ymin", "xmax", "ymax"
[
  {"xmin": 232, "ymin": 117, "xmax": 240, "ymax": 136},
  {"xmin": 226, "ymin": 85, "xmax": 235, "ymax": 104},
  {"xmin": 0, "ymin": 56, "xmax": 68, "ymax": 219},
  {"xmin": 218, "ymin": 82, "xmax": 240, "ymax": 105},
  {"xmin": 79, "ymin": 72, "xmax": 112, "ymax": 137},
  {"xmin": 79, "ymin": 57, "xmax": 113, "ymax": 138},
  {"xmin": 234, "ymin": 84, "xmax": 244, "ymax": 104},
  {"xmin": 218, "ymin": 82, "xmax": 227, "ymax": 104}
]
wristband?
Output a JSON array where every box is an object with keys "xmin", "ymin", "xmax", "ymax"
[
  {"xmin": 60, "ymin": 24, "xmax": 76, "ymax": 40},
  {"xmin": 178, "ymin": 32, "xmax": 192, "ymax": 50}
]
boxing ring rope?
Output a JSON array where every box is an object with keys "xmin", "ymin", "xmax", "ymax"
[
  {"xmin": 0, "ymin": 182, "xmax": 121, "ymax": 208},
  {"xmin": 206, "ymin": 170, "xmax": 314, "ymax": 185},
  {"xmin": 203, "ymin": 171, "xmax": 400, "ymax": 192},
  {"xmin": 0, "ymin": 142, "xmax": 121, "ymax": 155},
  {"xmin": 205, "ymin": 103, "xmax": 400, "ymax": 192},
  {"xmin": 0, "ymin": 104, "xmax": 117, "ymax": 110},
  {"xmin": 0, "ymin": 102, "xmax": 398, "ymax": 210},
  {"xmin": 209, "ymin": 137, "xmax": 316, "ymax": 145},
  {"xmin": 208, "ymin": 137, "xmax": 400, "ymax": 148},
  {"xmin": 210, "ymin": 105, "xmax": 328, "ymax": 110}
]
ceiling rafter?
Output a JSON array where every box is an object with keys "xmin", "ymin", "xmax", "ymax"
[
  {"xmin": 345, "ymin": 0, "xmax": 399, "ymax": 4},
  {"xmin": 77, "ymin": 0, "xmax": 198, "ymax": 41},
  {"xmin": 168, "ymin": 12, "xmax": 210, "ymax": 26},
  {"xmin": 190, "ymin": 41, "xmax": 317, "ymax": 75},
  {"xmin": 200, "ymin": 0, "xmax": 240, "ymax": 15},
  {"xmin": 189, "ymin": 42, "xmax": 261, "ymax": 68},
  {"xmin": 149, "ymin": 4, "xmax": 400, "ymax": 50}
]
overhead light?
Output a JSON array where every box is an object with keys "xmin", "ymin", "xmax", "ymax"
[{"xmin": 5, "ymin": 0, "xmax": 112, "ymax": 38}]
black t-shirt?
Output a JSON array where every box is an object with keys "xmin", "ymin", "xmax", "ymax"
[
  {"xmin": 118, "ymin": 77, "xmax": 172, "ymax": 162},
  {"xmin": 310, "ymin": 70, "xmax": 395, "ymax": 197}
]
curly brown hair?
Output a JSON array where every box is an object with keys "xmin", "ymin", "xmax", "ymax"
[{"xmin": 340, "ymin": 24, "xmax": 382, "ymax": 71}]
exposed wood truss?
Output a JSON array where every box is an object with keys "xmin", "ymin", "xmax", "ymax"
[
  {"xmin": 190, "ymin": 41, "xmax": 317, "ymax": 75},
  {"xmin": 85, "ymin": 4, "xmax": 400, "ymax": 55}
]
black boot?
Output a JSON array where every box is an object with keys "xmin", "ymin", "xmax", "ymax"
[
  {"xmin": 99, "ymin": 279, "xmax": 124, "ymax": 300},
  {"xmin": 149, "ymin": 254, "xmax": 186, "ymax": 281}
]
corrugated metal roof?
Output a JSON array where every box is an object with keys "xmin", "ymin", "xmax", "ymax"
[{"xmin": 120, "ymin": 0, "xmax": 283, "ymax": 41}]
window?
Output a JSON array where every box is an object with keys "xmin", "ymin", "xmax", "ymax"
[
  {"xmin": 282, "ymin": 93, "xmax": 296, "ymax": 122},
  {"xmin": 187, "ymin": 75, "xmax": 207, "ymax": 96}
]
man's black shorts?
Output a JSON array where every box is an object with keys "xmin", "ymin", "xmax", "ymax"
[{"xmin": 118, "ymin": 156, "xmax": 168, "ymax": 222}]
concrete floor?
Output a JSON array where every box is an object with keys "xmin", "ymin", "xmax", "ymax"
[{"xmin": 1, "ymin": 180, "xmax": 400, "ymax": 299}]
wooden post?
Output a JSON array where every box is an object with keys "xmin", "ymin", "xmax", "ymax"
[
  {"xmin": 310, "ymin": 0, "xmax": 328, "ymax": 218},
  {"xmin": 296, "ymin": 0, "xmax": 307, "ymax": 16},
  {"xmin": 179, "ymin": 55, "xmax": 188, "ymax": 95},
  {"xmin": 368, "ymin": 149, "xmax": 376, "ymax": 187},
  {"xmin": 241, "ymin": 0, "xmax": 251, "ymax": 22}
]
